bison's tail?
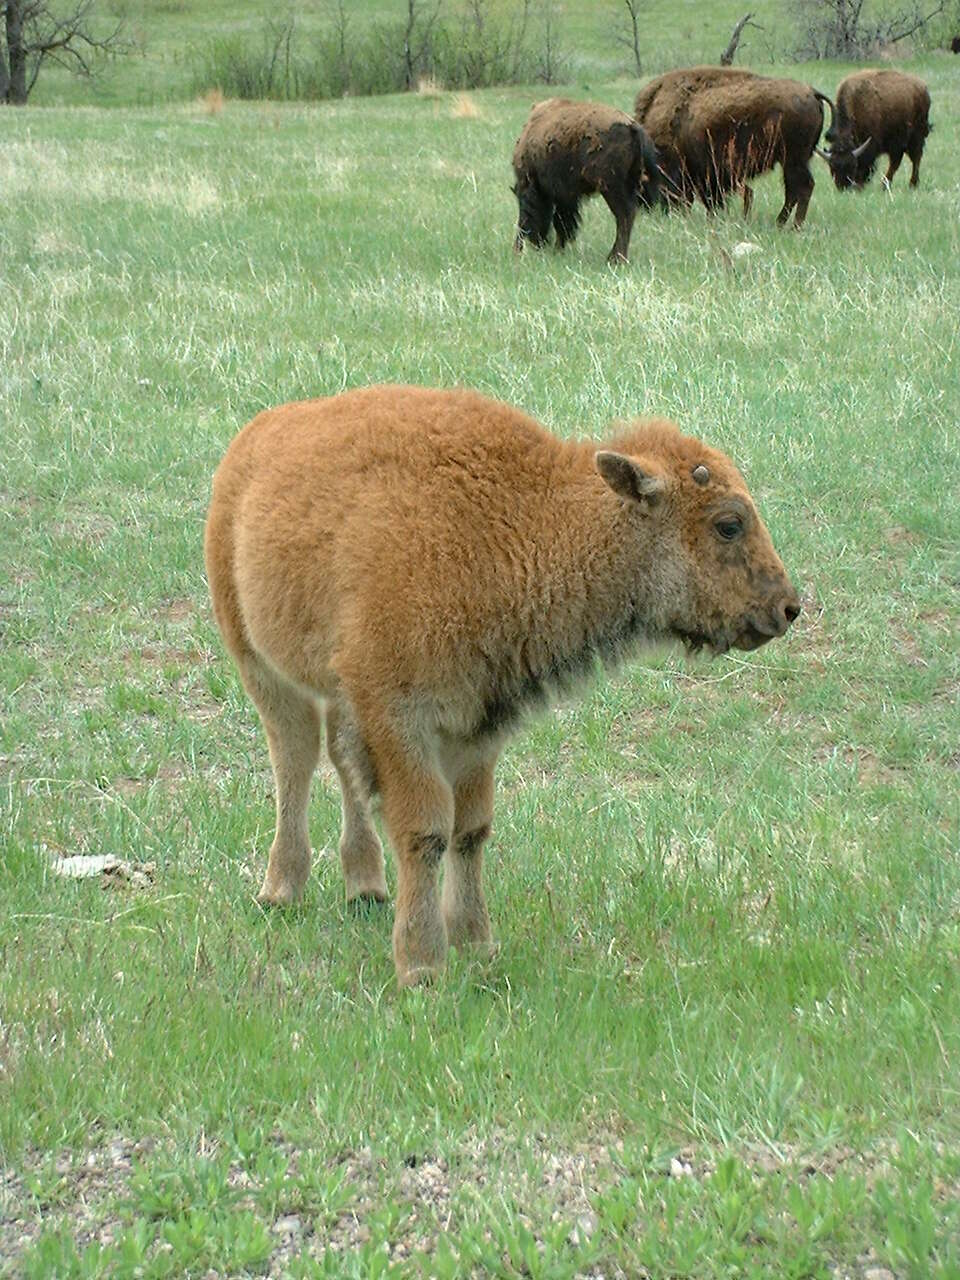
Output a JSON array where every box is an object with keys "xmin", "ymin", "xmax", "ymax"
[{"xmin": 812, "ymin": 89, "xmax": 836, "ymax": 140}]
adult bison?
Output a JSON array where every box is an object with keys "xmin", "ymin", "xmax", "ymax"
[
  {"xmin": 206, "ymin": 385, "xmax": 800, "ymax": 986},
  {"xmin": 512, "ymin": 97, "xmax": 661, "ymax": 263},
  {"xmin": 820, "ymin": 70, "xmax": 931, "ymax": 191},
  {"xmin": 634, "ymin": 66, "xmax": 834, "ymax": 227}
]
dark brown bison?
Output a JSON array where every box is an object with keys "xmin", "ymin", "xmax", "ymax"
[
  {"xmin": 820, "ymin": 70, "xmax": 931, "ymax": 191},
  {"xmin": 634, "ymin": 66, "xmax": 834, "ymax": 227},
  {"xmin": 950, "ymin": 35, "xmax": 960, "ymax": 53},
  {"xmin": 512, "ymin": 97, "xmax": 661, "ymax": 264}
]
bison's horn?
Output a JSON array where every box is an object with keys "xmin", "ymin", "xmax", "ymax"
[
  {"xmin": 851, "ymin": 136, "xmax": 873, "ymax": 159},
  {"xmin": 813, "ymin": 146, "xmax": 832, "ymax": 162}
]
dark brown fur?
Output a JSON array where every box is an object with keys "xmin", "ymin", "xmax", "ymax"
[
  {"xmin": 634, "ymin": 65, "xmax": 832, "ymax": 226},
  {"xmin": 205, "ymin": 386, "xmax": 800, "ymax": 986},
  {"xmin": 512, "ymin": 97, "xmax": 660, "ymax": 263},
  {"xmin": 823, "ymin": 70, "xmax": 930, "ymax": 190}
]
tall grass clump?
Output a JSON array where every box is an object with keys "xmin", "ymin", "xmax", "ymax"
[{"xmin": 189, "ymin": 3, "xmax": 568, "ymax": 102}]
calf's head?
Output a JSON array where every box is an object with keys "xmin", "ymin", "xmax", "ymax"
[{"xmin": 596, "ymin": 422, "xmax": 800, "ymax": 655}]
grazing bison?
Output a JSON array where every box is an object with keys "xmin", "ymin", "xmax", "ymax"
[
  {"xmin": 206, "ymin": 385, "xmax": 800, "ymax": 986},
  {"xmin": 512, "ymin": 97, "xmax": 661, "ymax": 263},
  {"xmin": 634, "ymin": 65, "xmax": 834, "ymax": 226},
  {"xmin": 820, "ymin": 70, "xmax": 931, "ymax": 191}
]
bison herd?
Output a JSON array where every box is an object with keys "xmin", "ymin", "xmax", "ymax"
[{"xmin": 513, "ymin": 65, "xmax": 931, "ymax": 261}]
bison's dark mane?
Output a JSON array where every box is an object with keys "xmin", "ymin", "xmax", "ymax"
[{"xmin": 473, "ymin": 602, "xmax": 650, "ymax": 738}]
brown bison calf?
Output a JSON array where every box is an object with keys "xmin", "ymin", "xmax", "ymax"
[
  {"xmin": 205, "ymin": 386, "xmax": 800, "ymax": 986},
  {"xmin": 821, "ymin": 69, "xmax": 931, "ymax": 191},
  {"xmin": 512, "ymin": 97, "xmax": 661, "ymax": 264},
  {"xmin": 635, "ymin": 66, "xmax": 833, "ymax": 227}
]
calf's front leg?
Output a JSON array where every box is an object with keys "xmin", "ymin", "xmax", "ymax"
[
  {"xmin": 368, "ymin": 724, "xmax": 454, "ymax": 986},
  {"xmin": 443, "ymin": 758, "xmax": 497, "ymax": 952}
]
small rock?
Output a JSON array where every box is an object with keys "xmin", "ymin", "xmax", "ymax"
[
  {"xmin": 273, "ymin": 1214, "xmax": 302, "ymax": 1236},
  {"xmin": 864, "ymin": 1270, "xmax": 895, "ymax": 1280},
  {"xmin": 669, "ymin": 1157, "xmax": 693, "ymax": 1179},
  {"xmin": 568, "ymin": 1212, "xmax": 598, "ymax": 1245}
]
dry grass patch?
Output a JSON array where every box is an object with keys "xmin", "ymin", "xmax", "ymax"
[
  {"xmin": 451, "ymin": 92, "xmax": 481, "ymax": 119},
  {"xmin": 199, "ymin": 87, "xmax": 225, "ymax": 115}
]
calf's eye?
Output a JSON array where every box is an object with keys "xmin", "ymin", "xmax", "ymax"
[{"xmin": 714, "ymin": 518, "xmax": 743, "ymax": 541}]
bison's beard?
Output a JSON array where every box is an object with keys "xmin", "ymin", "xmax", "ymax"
[
  {"xmin": 672, "ymin": 620, "xmax": 775, "ymax": 656},
  {"xmin": 671, "ymin": 627, "xmax": 731, "ymax": 657}
]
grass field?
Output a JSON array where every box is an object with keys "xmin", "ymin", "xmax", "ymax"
[{"xmin": 2, "ymin": 34, "xmax": 960, "ymax": 1280}]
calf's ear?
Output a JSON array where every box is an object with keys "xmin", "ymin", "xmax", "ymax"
[{"xmin": 595, "ymin": 451, "xmax": 666, "ymax": 506}]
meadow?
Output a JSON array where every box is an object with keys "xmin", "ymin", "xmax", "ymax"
[{"xmin": 2, "ymin": 30, "xmax": 960, "ymax": 1280}]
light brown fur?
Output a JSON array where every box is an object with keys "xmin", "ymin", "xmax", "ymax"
[{"xmin": 205, "ymin": 385, "xmax": 799, "ymax": 986}]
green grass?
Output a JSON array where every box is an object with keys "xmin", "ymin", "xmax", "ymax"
[{"xmin": 2, "ymin": 52, "xmax": 960, "ymax": 1280}]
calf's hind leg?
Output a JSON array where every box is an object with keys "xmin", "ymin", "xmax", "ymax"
[
  {"xmin": 240, "ymin": 653, "xmax": 321, "ymax": 906},
  {"xmin": 442, "ymin": 758, "xmax": 496, "ymax": 952},
  {"xmin": 325, "ymin": 700, "xmax": 387, "ymax": 904}
]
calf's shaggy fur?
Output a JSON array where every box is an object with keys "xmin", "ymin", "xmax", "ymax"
[
  {"xmin": 823, "ymin": 69, "xmax": 930, "ymax": 190},
  {"xmin": 205, "ymin": 385, "xmax": 800, "ymax": 986},
  {"xmin": 512, "ymin": 98, "xmax": 661, "ymax": 263}
]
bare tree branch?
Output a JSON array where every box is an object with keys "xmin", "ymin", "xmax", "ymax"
[
  {"xmin": 720, "ymin": 12, "xmax": 761, "ymax": 64},
  {"xmin": 612, "ymin": 0, "xmax": 644, "ymax": 77},
  {"xmin": 3, "ymin": 0, "xmax": 127, "ymax": 104},
  {"xmin": 886, "ymin": 0, "xmax": 944, "ymax": 42}
]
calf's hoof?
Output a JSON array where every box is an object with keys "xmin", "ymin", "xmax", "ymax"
[
  {"xmin": 257, "ymin": 879, "xmax": 304, "ymax": 907},
  {"xmin": 393, "ymin": 918, "xmax": 448, "ymax": 988},
  {"xmin": 344, "ymin": 876, "xmax": 389, "ymax": 905}
]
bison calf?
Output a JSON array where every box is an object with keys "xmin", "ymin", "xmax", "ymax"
[
  {"xmin": 206, "ymin": 385, "xmax": 800, "ymax": 986},
  {"xmin": 821, "ymin": 69, "xmax": 931, "ymax": 191},
  {"xmin": 512, "ymin": 97, "xmax": 660, "ymax": 264}
]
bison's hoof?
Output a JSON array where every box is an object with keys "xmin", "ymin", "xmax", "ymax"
[
  {"xmin": 257, "ymin": 881, "xmax": 303, "ymax": 907},
  {"xmin": 346, "ymin": 885, "xmax": 390, "ymax": 911},
  {"xmin": 397, "ymin": 963, "xmax": 444, "ymax": 988}
]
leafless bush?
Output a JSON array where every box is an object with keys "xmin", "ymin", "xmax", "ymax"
[
  {"xmin": 789, "ymin": 0, "xmax": 944, "ymax": 59},
  {"xmin": 611, "ymin": 0, "xmax": 644, "ymax": 76}
]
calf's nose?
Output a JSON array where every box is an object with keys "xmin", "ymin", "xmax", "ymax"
[{"xmin": 773, "ymin": 594, "xmax": 801, "ymax": 635}]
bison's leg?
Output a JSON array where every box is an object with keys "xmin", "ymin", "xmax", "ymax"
[
  {"xmin": 742, "ymin": 184, "xmax": 754, "ymax": 218},
  {"xmin": 514, "ymin": 179, "xmax": 553, "ymax": 252},
  {"xmin": 884, "ymin": 150, "xmax": 904, "ymax": 188},
  {"xmin": 365, "ymin": 721, "xmax": 454, "ymax": 985},
  {"xmin": 601, "ymin": 188, "xmax": 639, "ymax": 263},
  {"xmin": 442, "ymin": 757, "xmax": 497, "ymax": 952},
  {"xmin": 240, "ymin": 653, "xmax": 321, "ymax": 906},
  {"xmin": 325, "ymin": 700, "xmax": 387, "ymax": 904},
  {"xmin": 552, "ymin": 198, "xmax": 581, "ymax": 250},
  {"xmin": 907, "ymin": 138, "xmax": 924, "ymax": 187},
  {"xmin": 778, "ymin": 162, "xmax": 814, "ymax": 228}
]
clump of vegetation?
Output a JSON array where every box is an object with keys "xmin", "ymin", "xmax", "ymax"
[
  {"xmin": 788, "ymin": 0, "xmax": 945, "ymax": 59},
  {"xmin": 187, "ymin": 1, "xmax": 569, "ymax": 103}
]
